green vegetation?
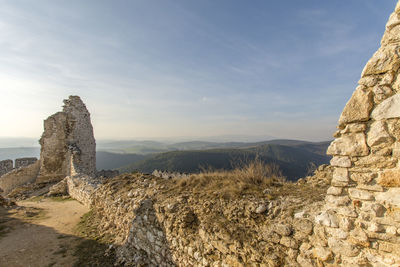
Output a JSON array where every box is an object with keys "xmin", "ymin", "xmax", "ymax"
[
  {"xmin": 120, "ymin": 142, "xmax": 331, "ymax": 181},
  {"xmin": 73, "ymin": 211, "xmax": 116, "ymax": 267}
]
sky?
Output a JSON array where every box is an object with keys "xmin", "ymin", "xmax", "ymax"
[{"xmin": 0, "ymin": 0, "xmax": 397, "ymax": 142}]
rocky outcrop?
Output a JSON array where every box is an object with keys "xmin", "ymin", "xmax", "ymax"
[{"xmin": 37, "ymin": 96, "xmax": 96, "ymax": 183}]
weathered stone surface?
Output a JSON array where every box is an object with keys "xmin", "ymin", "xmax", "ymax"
[
  {"xmin": 362, "ymin": 45, "xmax": 400, "ymax": 76},
  {"xmin": 37, "ymin": 96, "xmax": 96, "ymax": 183},
  {"xmin": 338, "ymin": 87, "xmax": 373, "ymax": 126},
  {"xmin": 313, "ymin": 246, "xmax": 332, "ymax": 261},
  {"xmin": 350, "ymin": 172, "xmax": 375, "ymax": 184},
  {"xmin": 341, "ymin": 123, "xmax": 367, "ymax": 134},
  {"xmin": 367, "ymin": 121, "xmax": 393, "ymax": 147},
  {"xmin": 376, "ymin": 188, "xmax": 400, "ymax": 208},
  {"xmin": 328, "ymin": 237, "xmax": 360, "ymax": 257},
  {"xmin": 327, "ymin": 133, "xmax": 369, "ymax": 156},
  {"xmin": 330, "ymin": 156, "xmax": 351, "ymax": 168},
  {"xmin": 332, "ymin": 168, "xmax": 349, "ymax": 184},
  {"xmin": 315, "ymin": 210, "xmax": 339, "ymax": 228},
  {"xmin": 327, "ymin": 186, "xmax": 343, "ymax": 196},
  {"xmin": 378, "ymin": 168, "xmax": 400, "ymax": 187},
  {"xmin": 371, "ymin": 94, "xmax": 400, "ymax": 120},
  {"xmin": 0, "ymin": 160, "xmax": 13, "ymax": 177},
  {"xmin": 0, "ymin": 161, "xmax": 40, "ymax": 195},
  {"xmin": 348, "ymin": 188, "xmax": 375, "ymax": 201}
]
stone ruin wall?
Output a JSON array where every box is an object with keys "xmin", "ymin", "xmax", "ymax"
[
  {"xmin": 0, "ymin": 160, "xmax": 13, "ymax": 177},
  {"xmin": 305, "ymin": 2, "xmax": 400, "ymax": 266},
  {"xmin": 0, "ymin": 161, "xmax": 40, "ymax": 195},
  {"xmin": 15, "ymin": 157, "xmax": 38, "ymax": 169},
  {"xmin": 61, "ymin": 2, "xmax": 400, "ymax": 266},
  {"xmin": 0, "ymin": 96, "xmax": 96, "ymax": 195},
  {"xmin": 36, "ymin": 95, "xmax": 96, "ymax": 183}
]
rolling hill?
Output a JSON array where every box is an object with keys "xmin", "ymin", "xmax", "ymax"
[{"xmin": 119, "ymin": 141, "xmax": 331, "ymax": 181}]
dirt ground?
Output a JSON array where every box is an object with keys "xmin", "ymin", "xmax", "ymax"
[{"xmin": 0, "ymin": 198, "xmax": 89, "ymax": 267}]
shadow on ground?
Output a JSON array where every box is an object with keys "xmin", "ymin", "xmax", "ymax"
[{"xmin": 0, "ymin": 203, "xmax": 117, "ymax": 267}]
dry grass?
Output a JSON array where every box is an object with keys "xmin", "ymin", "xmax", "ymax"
[{"xmin": 169, "ymin": 159, "xmax": 285, "ymax": 199}]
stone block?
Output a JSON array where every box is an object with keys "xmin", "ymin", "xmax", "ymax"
[
  {"xmin": 367, "ymin": 121, "xmax": 393, "ymax": 147},
  {"xmin": 327, "ymin": 186, "xmax": 343, "ymax": 196},
  {"xmin": 328, "ymin": 237, "xmax": 360, "ymax": 257},
  {"xmin": 350, "ymin": 172, "xmax": 375, "ymax": 184},
  {"xmin": 330, "ymin": 156, "xmax": 351, "ymax": 168},
  {"xmin": 338, "ymin": 87, "xmax": 373, "ymax": 126},
  {"xmin": 376, "ymin": 188, "xmax": 400, "ymax": 208},
  {"xmin": 372, "ymin": 94, "xmax": 400, "ymax": 120},
  {"xmin": 362, "ymin": 45, "xmax": 400, "ymax": 76},
  {"xmin": 327, "ymin": 133, "xmax": 369, "ymax": 156},
  {"xmin": 348, "ymin": 188, "xmax": 375, "ymax": 201}
]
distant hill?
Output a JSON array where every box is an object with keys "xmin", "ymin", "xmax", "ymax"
[
  {"xmin": 96, "ymin": 151, "xmax": 145, "ymax": 170},
  {"xmin": 119, "ymin": 141, "xmax": 331, "ymax": 181}
]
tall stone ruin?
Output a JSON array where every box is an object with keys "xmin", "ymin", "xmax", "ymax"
[
  {"xmin": 314, "ymin": 2, "xmax": 400, "ymax": 265},
  {"xmin": 36, "ymin": 96, "xmax": 96, "ymax": 183}
]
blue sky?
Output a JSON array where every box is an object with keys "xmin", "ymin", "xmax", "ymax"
[{"xmin": 0, "ymin": 0, "xmax": 397, "ymax": 141}]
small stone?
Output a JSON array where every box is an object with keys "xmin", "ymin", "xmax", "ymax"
[
  {"xmin": 348, "ymin": 188, "xmax": 374, "ymax": 201},
  {"xmin": 358, "ymin": 76, "xmax": 378, "ymax": 87},
  {"xmin": 330, "ymin": 157, "xmax": 351, "ymax": 168},
  {"xmin": 338, "ymin": 87, "xmax": 373, "ymax": 126},
  {"xmin": 326, "ymin": 195, "xmax": 350, "ymax": 206},
  {"xmin": 351, "ymin": 172, "xmax": 375, "ymax": 184},
  {"xmin": 280, "ymin": 236, "xmax": 298, "ymax": 249},
  {"xmin": 327, "ymin": 133, "xmax": 369, "ymax": 156},
  {"xmin": 367, "ymin": 121, "xmax": 393, "ymax": 147},
  {"xmin": 372, "ymin": 94, "xmax": 400, "ymax": 120},
  {"xmin": 327, "ymin": 186, "xmax": 343, "ymax": 196},
  {"xmin": 255, "ymin": 204, "xmax": 268, "ymax": 214},
  {"xmin": 386, "ymin": 226, "xmax": 397, "ymax": 235},
  {"xmin": 315, "ymin": 210, "xmax": 339, "ymax": 228},
  {"xmin": 376, "ymin": 188, "xmax": 400, "ymax": 208},
  {"xmin": 313, "ymin": 246, "xmax": 332, "ymax": 261},
  {"xmin": 339, "ymin": 217, "xmax": 353, "ymax": 231},
  {"xmin": 368, "ymin": 223, "xmax": 384, "ymax": 233},
  {"xmin": 362, "ymin": 45, "xmax": 400, "ymax": 77},
  {"xmin": 328, "ymin": 237, "xmax": 360, "ymax": 257},
  {"xmin": 273, "ymin": 224, "xmax": 292, "ymax": 236},
  {"xmin": 332, "ymin": 168, "xmax": 349, "ymax": 185}
]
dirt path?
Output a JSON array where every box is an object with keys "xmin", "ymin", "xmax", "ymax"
[{"xmin": 0, "ymin": 198, "xmax": 89, "ymax": 267}]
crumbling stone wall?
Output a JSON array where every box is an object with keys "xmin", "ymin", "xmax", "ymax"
[
  {"xmin": 0, "ymin": 161, "xmax": 40, "ymax": 195},
  {"xmin": 0, "ymin": 160, "xmax": 13, "ymax": 177},
  {"xmin": 305, "ymin": 2, "xmax": 400, "ymax": 266},
  {"xmin": 37, "ymin": 96, "xmax": 96, "ymax": 183},
  {"xmin": 15, "ymin": 157, "xmax": 38, "ymax": 169}
]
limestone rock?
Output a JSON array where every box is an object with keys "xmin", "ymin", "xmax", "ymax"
[
  {"xmin": 348, "ymin": 188, "xmax": 374, "ymax": 201},
  {"xmin": 37, "ymin": 96, "xmax": 96, "ymax": 183},
  {"xmin": 330, "ymin": 156, "xmax": 351, "ymax": 168},
  {"xmin": 376, "ymin": 188, "xmax": 400, "ymax": 208},
  {"xmin": 371, "ymin": 94, "xmax": 400, "ymax": 120},
  {"xmin": 338, "ymin": 87, "xmax": 373, "ymax": 126},
  {"xmin": 362, "ymin": 45, "xmax": 400, "ymax": 76},
  {"xmin": 315, "ymin": 210, "xmax": 339, "ymax": 228},
  {"xmin": 367, "ymin": 121, "xmax": 393, "ymax": 147},
  {"xmin": 327, "ymin": 133, "xmax": 369, "ymax": 156}
]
